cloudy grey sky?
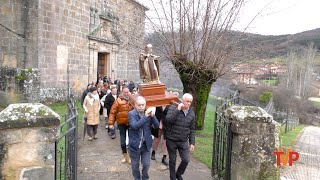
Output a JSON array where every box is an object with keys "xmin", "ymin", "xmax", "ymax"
[{"xmin": 138, "ymin": 0, "xmax": 320, "ymax": 35}]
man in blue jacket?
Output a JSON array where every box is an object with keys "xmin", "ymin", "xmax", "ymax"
[{"xmin": 128, "ymin": 96, "xmax": 159, "ymax": 180}]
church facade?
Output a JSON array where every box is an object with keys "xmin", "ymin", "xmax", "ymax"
[{"xmin": 0, "ymin": 0, "xmax": 147, "ymax": 101}]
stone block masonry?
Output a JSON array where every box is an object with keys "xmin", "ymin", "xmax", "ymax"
[
  {"xmin": 225, "ymin": 105, "xmax": 280, "ymax": 180},
  {"xmin": 1, "ymin": 0, "xmax": 148, "ymax": 102},
  {"xmin": 0, "ymin": 0, "xmax": 39, "ymax": 69},
  {"xmin": 37, "ymin": 0, "xmax": 90, "ymax": 96},
  {"xmin": 0, "ymin": 103, "xmax": 60, "ymax": 180},
  {"xmin": 0, "ymin": 68, "xmax": 40, "ymax": 105}
]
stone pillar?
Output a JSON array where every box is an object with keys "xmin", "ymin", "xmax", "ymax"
[
  {"xmin": 225, "ymin": 105, "xmax": 280, "ymax": 180},
  {"xmin": 0, "ymin": 103, "xmax": 60, "ymax": 180}
]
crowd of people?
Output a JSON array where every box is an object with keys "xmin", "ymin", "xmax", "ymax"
[{"xmin": 81, "ymin": 76, "xmax": 195, "ymax": 180}]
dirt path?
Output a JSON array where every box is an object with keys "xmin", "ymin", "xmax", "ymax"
[
  {"xmin": 77, "ymin": 120, "xmax": 212, "ymax": 180},
  {"xmin": 280, "ymin": 126, "xmax": 320, "ymax": 180}
]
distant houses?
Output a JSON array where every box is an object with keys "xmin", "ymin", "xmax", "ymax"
[{"xmin": 231, "ymin": 63, "xmax": 287, "ymax": 85}]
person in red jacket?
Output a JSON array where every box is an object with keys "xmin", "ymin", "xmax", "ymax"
[{"xmin": 108, "ymin": 87, "xmax": 133, "ymax": 164}]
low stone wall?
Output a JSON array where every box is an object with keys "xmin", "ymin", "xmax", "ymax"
[
  {"xmin": 39, "ymin": 88, "xmax": 69, "ymax": 102},
  {"xmin": 0, "ymin": 67, "xmax": 82, "ymax": 104},
  {"xmin": 0, "ymin": 103, "xmax": 60, "ymax": 180},
  {"xmin": 225, "ymin": 105, "xmax": 280, "ymax": 180},
  {"xmin": 0, "ymin": 67, "xmax": 40, "ymax": 105}
]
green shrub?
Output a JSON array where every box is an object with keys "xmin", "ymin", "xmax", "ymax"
[{"xmin": 259, "ymin": 91, "xmax": 273, "ymax": 104}]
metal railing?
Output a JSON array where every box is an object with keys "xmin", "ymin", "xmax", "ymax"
[
  {"xmin": 264, "ymin": 97, "xmax": 274, "ymax": 115},
  {"xmin": 284, "ymin": 116, "xmax": 299, "ymax": 133},
  {"xmin": 54, "ymin": 93, "xmax": 78, "ymax": 180},
  {"xmin": 212, "ymin": 90, "xmax": 258, "ymax": 180}
]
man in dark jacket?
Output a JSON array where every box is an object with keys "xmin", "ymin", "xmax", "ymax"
[
  {"xmin": 164, "ymin": 93, "xmax": 195, "ymax": 180},
  {"xmin": 104, "ymin": 86, "xmax": 118, "ymax": 136},
  {"xmin": 104, "ymin": 86, "xmax": 118, "ymax": 117},
  {"xmin": 128, "ymin": 96, "xmax": 159, "ymax": 180},
  {"xmin": 128, "ymin": 81, "xmax": 135, "ymax": 92},
  {"xmin": 81, "ymin": 84, "xmax": 92, "ymax": 106}
]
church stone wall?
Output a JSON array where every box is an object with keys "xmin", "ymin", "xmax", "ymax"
[
  {"xmin": 1, "ymin": 0, "xmax": 147, "ymax": 102},
  {"xmin": 37, "ymin": 0, "xmax": 91, "ymax": 98},
  {"xmin": 0, "ymin": 0, "xmax": 39, "ymax": 69}
]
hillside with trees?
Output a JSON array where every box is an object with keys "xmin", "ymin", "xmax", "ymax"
[{"xmin": 233, "ymin": 28, "xmax": 320, "ymax": 62}]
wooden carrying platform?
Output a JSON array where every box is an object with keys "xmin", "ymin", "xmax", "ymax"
[{"xmin": 128, "ymin": 83, "xmax": 179, "ymax": 107}]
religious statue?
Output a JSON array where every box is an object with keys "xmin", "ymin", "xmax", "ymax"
[
  {"xmin": 139, "ymin": 44, "xmax": 161, "ymax": 83},
  {"xmin": 128, "ymin": 44, "xmax": 178, "ymax": 108}
]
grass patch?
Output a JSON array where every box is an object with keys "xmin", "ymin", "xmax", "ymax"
[
  {"xmin": 280, "ymin": 124, "xmax": 305, "ymax": 149},
  {"xmin": 193, "ymin": 96, "xmax": 218, "ymax": 169},
  {"xmin": 48, "ymin": 99, "xmax": 84, "ymax": 179},
  {"xmin": 261, "ymin": 79, "xmax": 278, "ymax": 86},
  {"xmin": 49, "ymin": 100, "xmax": 84, "ymax": 125},
  {"xmin": 313, "ymin": 101, "xmax": 320, "ymax": 107}
]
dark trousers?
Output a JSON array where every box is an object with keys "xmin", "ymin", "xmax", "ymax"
[
  {"xmin": 166, "ymin": 139, "xmax": 190, "ymax": 180},
  {"xmin": 105, "ymin": 117, "xmax": 108, "ymax": 126},
  {"xmin": 87, "ymin": 125, "xmax": 98, "ymax": 137},
  {"xmin": 118, "ymin": 124, "xmax": 129, "ymax": 153},
  {"xmin": 129, "ymin": 142, "xmax": 150, "ymax": 180}
]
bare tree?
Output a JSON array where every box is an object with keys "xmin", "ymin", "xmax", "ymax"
[
  {"xmin": 285, "ymin": 43, "xmax": 317, "ymax": 99},
  {"xmin": 146, "ymin": 0, "xmax": 247, "ymax": 129}
]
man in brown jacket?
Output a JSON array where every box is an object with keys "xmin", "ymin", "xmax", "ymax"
[{"xmin": 108, "ymin": 87, "xmax": 134, "ymax": 164}]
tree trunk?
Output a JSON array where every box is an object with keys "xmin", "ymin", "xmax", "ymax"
[
  {"xmin": 174, "ymin": 60, "xmax": 215, "ymax": 130},
  {"xmin": 182, "ymin": 80, "xmax": 212, "ymax": 130}
]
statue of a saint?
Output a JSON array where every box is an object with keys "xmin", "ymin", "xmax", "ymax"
[{"xmin": 139, "ymin": 44, "xmax": 161, "ymax": 83}]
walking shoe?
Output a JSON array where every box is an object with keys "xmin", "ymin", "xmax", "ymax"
[
  {"xmin": 125, "ymin": 153, "xmax": 131, "ymax": 164},
  {"xmin": 176, "ymin": 174, "xmax": 183, "ymax": 180},
  {"xmin": 88, "ymin": 137, "xmax": 93, "ymax": 141},
  {"xmin": 151, "ymin": 151, "xmax": 156, "ymax": 160},
  {"xmin": 109, "ymin": 128, "xmax": 116, "ymax": 139},
  {"xmin": 94, "ymin": 135, "xmax": 98, "ymax": 139},
  {"xmin": 162, "ymin": 156, "xmax": 169, "ymax": 166},
  {"xmin": 111, "ymin": 133, "xmax": 116, "ymax": 139},
  {"xmin": 122, "ymin": 153, "xmax": 129, "ymax": 164}
]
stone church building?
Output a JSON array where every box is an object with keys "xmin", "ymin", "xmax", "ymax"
[{"xmin": 0, "ymin": 0, "xmax": 147, "ymax": 101}]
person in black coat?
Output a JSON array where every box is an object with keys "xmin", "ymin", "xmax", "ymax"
[
  {"xmin": 164, "ymin": 93, "xmax": 195, "ymax": 180},
  {"xmin": 128, "ymin": 81, "xmax": 135, "ymax": 92},
  {"xmin": 104, "ymin": 86, "xmax": 118, "ymax": 136},
  {"xmin": 81, "ymin": 84, "xmax": 92, "ymax": 106},
  {"xmin": 104, "ymin": 86, "xmax": 118, "ymax": 116},
  {"xmin": 150, "ymin": 106, "xmax": 169, "ymax": 166}
]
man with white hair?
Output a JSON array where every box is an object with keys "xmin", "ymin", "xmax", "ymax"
[
  {"xmin": 164, "ymin": 93, "xmax": 195, "ymax": 180},
  {"xmin": 128, "ymin": 96, "xmax": 160, "ymax": 180}
]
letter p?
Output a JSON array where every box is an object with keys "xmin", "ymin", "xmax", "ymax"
[{"xmin": 289, "ymin": 152, "xmax": 299, "ymax": 166}]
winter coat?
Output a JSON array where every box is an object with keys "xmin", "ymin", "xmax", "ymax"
[
  {"xmin": 108, "ymin": 94, "xmax": 134, "ymax": 125},
  {"xmin": 100, "ymin": 94, "xmax": 109, "ymax": 117},
  {"xmin": 164, "ymin": 104, "xmax": 195, "ymax": 145},
  {"xmin": 104, "ymin": 93, "xmax": 117, "ymax": 117},
  {"xmin": 128, "ymin": 109, "xmax": 159, "ymax": 153},
  {"xmin": 128, "ymin": 82, "xmax": 135, "ymax": 92},
  {"xmin": 81, "ymin": 89, "xmax": 89, "ymax": 106},
  {"xmin": 83, "ymin": 94, "xmax": 101, "ymax": 125}
]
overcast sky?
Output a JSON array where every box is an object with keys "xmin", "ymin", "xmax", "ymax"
[{"xmin": 138, "ymin": 0, "xmax": 320, "ymax": 35}]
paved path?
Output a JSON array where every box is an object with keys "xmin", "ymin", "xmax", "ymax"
[
  {"xmin": 280, "ymin": 126, "xmax": 320, "ymax": 180},
  {"xmin": 307, "ymin": 97, "xmax": 320, "ymax": 102},
  {"xmin": 77, "ymin": 121, "xmax": 212, "ymax": 180}
]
